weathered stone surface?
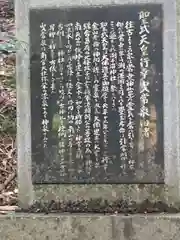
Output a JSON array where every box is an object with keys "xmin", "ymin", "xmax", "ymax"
[
  {"xmin": 0, "ymin": 214, "xmax": 180, "ymax": 240},
  {"xmin": 30, "ymin": 4, "xmax": 164, "ymax": 185}
]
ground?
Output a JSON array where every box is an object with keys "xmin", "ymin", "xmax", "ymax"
[{"xmin": 0, "ymin": 0, "xmax": 17, "ymax": 209}]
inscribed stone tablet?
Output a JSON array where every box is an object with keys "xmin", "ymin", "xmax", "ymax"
[{"xmin": 30, "ymin": 4, "xmax": 164, "ymax": 184}]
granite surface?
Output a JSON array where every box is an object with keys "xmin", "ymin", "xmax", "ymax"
[{"xmin": 0, "ymin": 214, "xmax": 180, "ymax": 240}]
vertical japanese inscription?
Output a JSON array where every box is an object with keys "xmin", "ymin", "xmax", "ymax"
[
  {"xmin": 74, "ymin": 22, "xmax": 83, "ymax": 165},
  {"xmin": 49, "ymin": 24, "xmax": 56, "ymax": 93},
  {"xmin": 83, "ymin": 22, "xmax": 92, "ymax": 174},
  {"xmin": 92, "ymin": 22, "xmax": 101, "ymax": 169},
  {"xmin": 139, "ymin": 11, "xmax": 151, "ymax": 138},
  {"xmin": 125, "ymin": 21, "xmax": 136, "ymax": 170},
  {"xmin": 31, "ymin": 5, "xmax": 163, "ymax": 183},
  {"xmin": 40, "ymin": 23, "xmax": 49, "ymax": 148},
  {"xmin": 57, "ymin": 23, "xmax": 66, "ymax": 177},
  {"xmin": 66, "ymin": 23, "xmax": 75, "ymax": 173},
  {"xmin": 109, "ymin": 21, "xmax": 117, "ymax": 110},
  {"xmin": 100, "ymin": 22, "xmax": 109, "ymax": 170},
  {"xmin": 117, "ymin": 22, "xmax": 128, "ymax": 172}
]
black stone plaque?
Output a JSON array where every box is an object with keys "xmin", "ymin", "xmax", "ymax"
[{"xmin": 30, "ymin": 4, "xmax": 164, "ymax": 184}]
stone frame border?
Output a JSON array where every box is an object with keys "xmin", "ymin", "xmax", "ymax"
[{"xmin": 15, "ymin": 0, "xmax": 179, "ymax": 208}]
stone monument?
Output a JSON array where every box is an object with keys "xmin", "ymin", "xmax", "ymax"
[{"xmin": 16, "ymin": 0, "xmax": 180, "ymax": 213}]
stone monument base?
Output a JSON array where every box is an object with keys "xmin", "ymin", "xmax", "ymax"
[{"xmin": 0, "ymin": 213, "xmax": 180, "ymax": 239}]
